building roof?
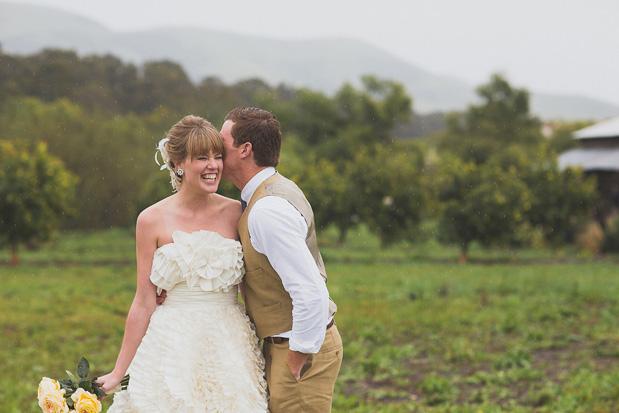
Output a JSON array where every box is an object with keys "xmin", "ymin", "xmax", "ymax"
[
  {"xmin": 559, "ymin": 147, "xmax": 619, "ymax": 171},
  {"xmin": 575, "ymin": 116, "xmax": 619, "ymax": 139}
]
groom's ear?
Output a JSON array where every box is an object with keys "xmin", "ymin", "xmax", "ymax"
[{"xmin": 239, "ymin": 141, "xmax": 253, "ymax": 160}]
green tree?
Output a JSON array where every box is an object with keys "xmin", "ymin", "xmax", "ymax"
[
  {"xmin": 467, "ymin": 74, "xmax": 540, "ymax": 142},
  {"xmin": 602, "ymin": 216, "xmax": 619, "ymax": 253},
  {"xmin": 0, "ymin": 140, "xmax": 77, "ymax": 265},
  {"xmin": 328, "ymin": 75, "xmax": 412, "ymax": 158},
  {"xmin": 280, "ymin": 89, "xmax": 339, "ymax": 147},
  {"xmin": 0, "ymin": 49, "xmax": 25, "ymax": 105},
  {"xmin": 546, "ymin": 120, "xmax": 592, "ymax": 154},
  {"xmin": 134, "ymin": 173, "xmax": 173, "ymax": 219},
  {"xmin": 351, "ymin": 143, "xmax": 427, "ymax": 246},
  {"xmin": 77, "ymin": 54, "xmax": 141, "ymax": 113},
  {"xmin": 194, "ymin": 76, "xmax": 233, "ymax": 123},
  {"xmin": 437, "ymin": 157, "xmax": 532, "ymax": 262},
  {"xmin": 277, "ymin": 76, "xmax": 412, "ymax": 161},
  {"xmin": 299, "ymin": 158, "xmax": 357, "ymax": 244},
  {"xmin": 440, "ymin": 74, "xmax": 542, "ymax": 164},
  {"xmin": 489, "ymin": 146, "xmax": 597, "ymax": 245},
  {"xmin": 526, "ymin": 166, "xmax": 597, "ymax": 244},
  {"xmin": 135, "ymin": 60, "xmax": 197, "ymax": 113},
  {"xmin": 0, "ymin": 97, "xmax": 159, "ymax": 228},
  {"xmin": 24, "ymin": 49, "xmax": 82, "ymax": 103}
]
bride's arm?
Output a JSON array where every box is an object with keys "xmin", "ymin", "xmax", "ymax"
[{"xmin": 97, "ymin": 212, "xmax": 159, "ymax": 393}]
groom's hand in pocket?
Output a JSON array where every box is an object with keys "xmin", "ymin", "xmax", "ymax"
[
  {"xmin": 156, "ymin": 289, "xmax": 167, "ymax": 305},
  {"xmin": 287, "ymin": 350, "xmax": 310, "ymax": 380}
]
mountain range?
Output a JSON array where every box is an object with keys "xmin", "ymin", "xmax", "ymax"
[{"xmin": 1, "ymin": 2, "xmax": 617, "ymax": 119}]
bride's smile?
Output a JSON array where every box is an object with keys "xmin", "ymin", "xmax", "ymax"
[{"xmin": 180, "ymin": 151, "xmax": 223, "ymax": 192}]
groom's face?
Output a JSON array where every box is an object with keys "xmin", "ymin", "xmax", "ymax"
[{"xmin": 220, "ymin": 120, "xmax": 239, "ymax": 179}]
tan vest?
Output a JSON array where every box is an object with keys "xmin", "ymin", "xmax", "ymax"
[{"xmin": 238, "ymin": 172, "xmax": 337, "ymax": 339}]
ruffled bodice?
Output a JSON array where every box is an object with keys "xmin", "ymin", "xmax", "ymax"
[{"xmin": 149, "ymin": 230, "xmax": 245, "ymax": 293}]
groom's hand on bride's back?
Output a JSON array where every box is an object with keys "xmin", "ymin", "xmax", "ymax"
[{"xmin": 156, "ymin": 290, "xmax": 167, "ymax": 305}]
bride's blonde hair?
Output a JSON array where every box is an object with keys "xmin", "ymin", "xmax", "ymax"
[{"xmin": 156, "ymin": 115, "xmax": 224, "ymax": 191}]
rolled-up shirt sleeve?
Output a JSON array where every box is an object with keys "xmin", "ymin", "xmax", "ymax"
[{"xmin": 248, "ymin": 196, "xmax": 330, "ymax": 354}]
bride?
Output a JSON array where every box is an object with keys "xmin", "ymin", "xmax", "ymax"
[{"xmin": 96, "ymin": 115, "xmax": 268, "ymax": 412}]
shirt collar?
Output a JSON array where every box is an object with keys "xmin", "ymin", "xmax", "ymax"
[{"xmin": 241, "ymin": 167, "xmax": 276, "ymax": 203}]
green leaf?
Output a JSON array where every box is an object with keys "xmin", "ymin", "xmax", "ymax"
[
  {"xmin": 65, "ymin": 370, "xmax": 77, "ymax": 382},
  {"xmin": 77, "ymin": 357, "xmax": 90, "ymax": 379},
  {"xmin": 92, "ymin": 382, "xmax": 106, "ymax": 399},
  {"xmin": 79, "ymin": 380, "xmax": 92, "ymax": 392},
  {"xmin": 59, "ymin": 379, "xmax": 75, "ymax": 393}
]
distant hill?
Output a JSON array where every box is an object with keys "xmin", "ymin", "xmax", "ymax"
[{"xmin": 1, "ymin": 1, "xmax": 617, "ymax": 119}]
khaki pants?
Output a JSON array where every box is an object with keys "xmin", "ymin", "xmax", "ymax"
[{"xmin": 264, "ymin": 325, "xmax": 343, "ymax": 413}]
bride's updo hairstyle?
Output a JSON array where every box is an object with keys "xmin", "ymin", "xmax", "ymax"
[{"xmin": 155, "ymin": 115, "xmax": 224, "ymax": 192}]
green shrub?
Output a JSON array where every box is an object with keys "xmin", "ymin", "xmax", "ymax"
[{"xmin": 602, "ymin": 216, "xmax": 619, "ymax": 253}]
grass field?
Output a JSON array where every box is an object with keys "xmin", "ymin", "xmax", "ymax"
[{"xmin": 1, "ymin": 227, "xmax": 619, "ymax": 412}]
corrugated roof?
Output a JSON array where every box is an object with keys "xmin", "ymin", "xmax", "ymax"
[
  {"xmin": 559, "ymin": 147, "xmax": 619, "ymax": 171},
  {"xmin": 575, "ymin": 116, "xmax": 619, "ymax": 139}
]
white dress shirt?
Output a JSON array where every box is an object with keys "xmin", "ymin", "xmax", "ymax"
[{"xmin": 241, "ymin": 167, "xmax": 331, "ymax": 354}]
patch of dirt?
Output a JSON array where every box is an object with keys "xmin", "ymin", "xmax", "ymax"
[{"xmin": 347, "ymin": 340, "xmax": 619, "ymax": 407}]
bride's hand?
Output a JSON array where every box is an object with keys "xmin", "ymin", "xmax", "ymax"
[{"xmin": 95, "ymin": 372, "xmax": 124, "ymax": 395}]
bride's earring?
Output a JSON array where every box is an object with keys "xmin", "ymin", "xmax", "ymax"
[{"xmin": 176, "ymin": 168, "xmax": 184, "ymax": 177}]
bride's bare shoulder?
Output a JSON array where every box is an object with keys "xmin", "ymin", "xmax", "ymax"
[
  {"xmin": 212, "ymin": 194, "xmax": 242, "ymax": 211},
  {"xmin": 211, "ymin": 194, "xmax": 242, "ymax": 221},
  {"xmin": 136, "ymin": 195, "xmax": 175, "ymax": 229}
]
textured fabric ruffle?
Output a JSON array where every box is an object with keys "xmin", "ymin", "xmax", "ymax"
[
  {"xmin": 107, "ymin": 295, "xmax": 268, "ymax": 413},
  {"xmin": 149, "ymin": 230, "xmax": 245, "ymax": 293}
]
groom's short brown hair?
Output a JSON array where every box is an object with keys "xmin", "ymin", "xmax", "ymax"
[{"xmin": 224, "ymin": 107, "xmax": 281, "ymax": 167}]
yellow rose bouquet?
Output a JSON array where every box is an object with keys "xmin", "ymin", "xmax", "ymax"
[{"xmin": 37, "ymin": 357, "xmax": 128, "ymax": 413}]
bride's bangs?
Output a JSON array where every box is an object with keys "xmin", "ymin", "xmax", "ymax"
[{"xmin": 186, "ymin": 128, "xmax": 224, "ymax": 159}]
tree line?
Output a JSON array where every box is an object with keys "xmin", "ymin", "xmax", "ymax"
[{"xmin": 0, "ymin": 48, "xmax": 601, "ymax": 263}]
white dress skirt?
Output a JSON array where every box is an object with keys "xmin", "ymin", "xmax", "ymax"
[{"xmin": 107, "ymin": 230, "xmax": 268, "ymax": 413}]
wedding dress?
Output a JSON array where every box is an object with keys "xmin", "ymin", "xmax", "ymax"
[{"xmin": 107, "ymin": 230, "xmax": 268, "ymax": 412}]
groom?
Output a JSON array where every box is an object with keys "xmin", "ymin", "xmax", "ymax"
[{"xmin": 221, "ymin": 107, "xmax": 343, "ymax": 412}]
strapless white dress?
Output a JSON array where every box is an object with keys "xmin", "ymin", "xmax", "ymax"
[{"xmin": 107, "ymin": 230, "xmax": 268, "ymax": 413}]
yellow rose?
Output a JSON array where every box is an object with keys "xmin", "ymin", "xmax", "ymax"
[
  {"xmin": 70, "ymin": 388, "xmax": 102, "ymax": 413},
  {"xmin": 37, "ymin": 377, "xmax": 69, "ymax": 413}
]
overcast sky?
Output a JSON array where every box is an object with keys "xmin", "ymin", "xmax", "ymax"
[{"xmin": 24, "ymin": 0, "xmax": 619, "ymax": 105}]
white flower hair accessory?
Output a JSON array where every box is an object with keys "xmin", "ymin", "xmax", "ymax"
[
  {"xmin": 155, "ymin": 137, "xmax": 182, "ymax": 192},
  {"xmin": 155, "ymin": 137, "xmax": 170, "ymax": 171}
]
